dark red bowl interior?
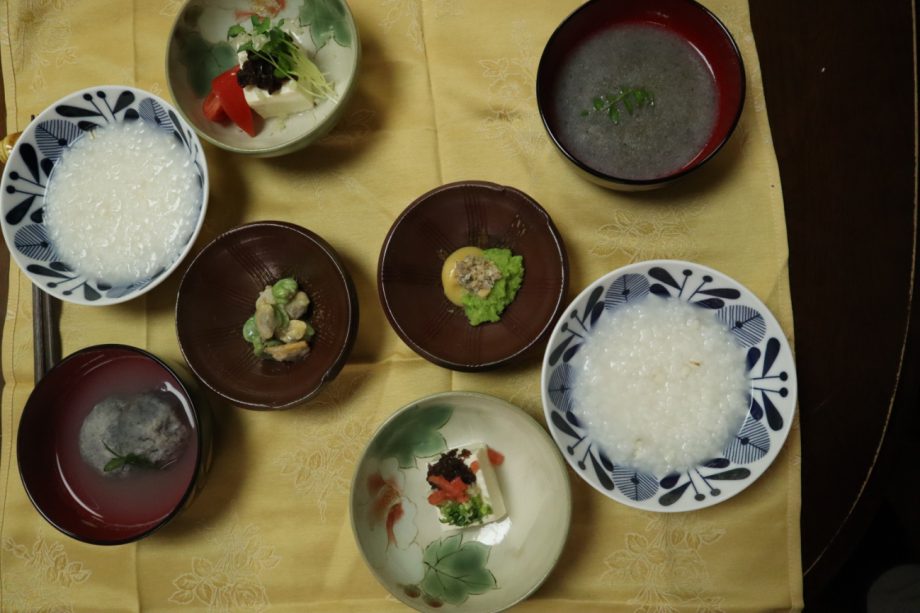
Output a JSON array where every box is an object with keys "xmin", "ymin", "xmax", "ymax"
[
  {"xmin": 17, "ymin": 345, "xmax": 202, "ymax": 545},
  {"xmin": 378, "ymin": 181, "xmax": 568, "ymax": 371},
  {"xmin": 536, "ymin": 0, "xmax": 745, "ymax": 185},
  {"xmin": 176, "ymin": 221, "xmax": 358, "ymax": 409}
]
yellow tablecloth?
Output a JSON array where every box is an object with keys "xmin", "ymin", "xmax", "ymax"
[{"xmin": 0, "ymin": 1, "xmax": 802, "ymax": 611}]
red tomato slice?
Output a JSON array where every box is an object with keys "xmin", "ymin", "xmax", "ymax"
[
  {"xmin": 427, "ymin": 474, "xmax": 451, "ymax": 491},
  {"xmin": 427, "ymin": 474, "xmax": 472, "ymax": 504},
  {"xmin": 201, "ymin": 90, "xmax": 227, "ymax": 122},
  {"xmin": 487, "ymin": 447, "xmax": 505, "ymax": 466},
  {"xmin": 211, "ymin": 66, "xmax": 256, "ymax": 136},
  {"xmin": 428, "ymin": 490, "xmax": 448, "ymax": 506}
]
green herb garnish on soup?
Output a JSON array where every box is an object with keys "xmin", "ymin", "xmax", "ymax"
[{"xmin": 581, "ymin": 86, "xmax": 654, "ymax": 124}]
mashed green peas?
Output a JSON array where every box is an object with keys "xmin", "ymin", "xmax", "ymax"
[{"xmin": 461, "ymin": 248, "xmax": 524, "ymax": 326}]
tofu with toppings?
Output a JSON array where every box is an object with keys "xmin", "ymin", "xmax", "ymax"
[
  {"xmin": 242, "ymin": 80, "xmax": 314, "ymax": 119},
  {"xmin": 426, "ymin": 444, "xmax": 507, "ymax": 529},
  {"xmin": 236, "ymin": 51, "xmax": 314, "ymax": 119}
]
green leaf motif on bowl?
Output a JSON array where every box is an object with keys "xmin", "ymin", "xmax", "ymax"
[
  {"xmin": 299, "ymin": 0, "xmax": 352, "ymax": 49},
  {"xmin": 369, "ymin": 404, "xmax": 451, "ymax": 468},
  {"xmin": 419, "ymin": 534, "xmax": 498, "ymax": 605},
  {"xmin": 176, "ymin": 30, "xmax": 236, "ymax": 97}
]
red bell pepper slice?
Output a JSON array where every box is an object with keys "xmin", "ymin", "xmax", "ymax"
[
  {"xmin": 211, "ymin": 66, "xmax": 256, "ymax": 136},
  {"xmin": 201, "ymin": 90, "xmax": 227, "ymax": 122}
]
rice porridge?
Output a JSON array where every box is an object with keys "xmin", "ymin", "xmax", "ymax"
[
  {"xmin": 571, "ymin": 296, "xmax": 749, "ymax": 475},
  {"xmin": 43, "ymin": 120, "xmax": 201, "ymax": 286}
]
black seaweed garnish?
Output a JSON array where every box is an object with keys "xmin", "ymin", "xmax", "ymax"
[{"xmin": 427, "ymin": 448, "xmax": 476, "ymax": 486}]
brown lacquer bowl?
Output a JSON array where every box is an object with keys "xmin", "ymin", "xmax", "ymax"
[
  {"xmin": 176, "ymin": 221, "xmax": 358, "ymax": 409},
  {"xmin": 378, "ymin": 181, "xmax": 568, "ymax": 371}
]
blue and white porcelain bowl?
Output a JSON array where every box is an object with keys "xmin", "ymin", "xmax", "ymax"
[
  {"xmin": 541, "ymin": 260, "xmax": 797, "ymax": 512},
  {"xmin": 0, "ymin": 86, "xmax": 208, "ymax": 306}
]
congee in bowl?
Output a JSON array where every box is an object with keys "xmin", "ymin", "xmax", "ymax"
[
  {"xmin": 0, "ymin": 86, "xmax": 208, "ymax": 305},
  {"xmin": 536, "ymin": 0, "xmax": 745, "ymax": 189},
  {"xmin": 542, "ymin": 261, "xmax": 797, "ymax": 512},
  {"xmin": 570, "ymin": 294, "xmax": 749, "ymax": 476}
]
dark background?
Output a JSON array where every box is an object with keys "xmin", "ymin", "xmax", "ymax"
[{"xmin": 750, "ymin": 0, "xmax": 919, "ymax": 610}]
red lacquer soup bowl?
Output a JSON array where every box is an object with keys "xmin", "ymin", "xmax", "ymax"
[
  {"xmin": 536, "ymin": 0, "xmax": 745, "ymax": 190},
  {"xmin": 17, "ymin": 344, "xmax": 212, "ymax": 545}
]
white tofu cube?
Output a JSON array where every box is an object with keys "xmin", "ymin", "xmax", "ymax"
[
  {"xmin": 236, "ymin": 51, "xmax": 314, "ymax": 119},
  {"xmin": 243, "ymin": 81, "xmax": 314, "ymax": 119},
  {"xmin": 428, "ymin": 443, "xmax": 507, "ymax": 530}
]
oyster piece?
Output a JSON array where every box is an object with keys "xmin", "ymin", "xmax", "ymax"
[{"xmin": 264, "ymin": 340, "xmax": 310, "ymax": 362}]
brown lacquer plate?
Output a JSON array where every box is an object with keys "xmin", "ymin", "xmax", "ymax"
[
  {"xmin": 176, "ymin": 221, "xmax": 358, "ymax": 409},
  {"xmin": 378, "ymin": 181, "xmax": 568, "ymax": 371}
]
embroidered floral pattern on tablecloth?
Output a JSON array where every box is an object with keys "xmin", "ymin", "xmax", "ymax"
[
  {"xmin": 276, "ymin": 371, "xmax": 372, "ymax": 521},
  {"xmin": 379, "ymin": 0, "xmax": 423, "ymax": 52},
  {"xmin": 476, "ymin": 21, "xmax": 545, "ymax": 165},
  {"xmin": 6, "ymin": 5, "xmax": 77, "ymax": 93},
  {"xmin": 379, "ymin": 0, "xmax": 462, "ymax": 51},
  {"xmin": 602, "ymin": 515, "xmax": 726, "ymax": 613},
  {"xmin": 505, "ymin": 372, "xmax": 541, "ymax": 415},
  {"xmin": 2, "ymin": 535, "xmax": 92, "ymax": 613},
  {"xmin": 590, "ymin": 206, "xmax": 702, "ymax": 264},
  {"xmin": 321, "ymin": 109, "xmax": 376, "ymax": 145},
  {"xmin": 169, "ymin": 523, "xmax": 281, "ymax": 612},
  {"xmin": 160, "ymin": 0, "xmax": 183, "ymax": 17}
]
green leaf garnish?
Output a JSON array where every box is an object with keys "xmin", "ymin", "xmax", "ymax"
[
  {"xmin": 227, "ymin": 16, "xmax": 337, "ymax": 103},
  {"xmin": 438, "ymin": 494, "xmax": 492, "ymax": 527},
  {"xmin": 585, "ymin": 87, "xmax": 654, "ymax": 125},
  {"xmin": 102, "ymin": 441, "xmax": 157, "ymax": 473},
  {"xmin": 104, "ymin": 457, "xmax": 126, "ymax": 472}
]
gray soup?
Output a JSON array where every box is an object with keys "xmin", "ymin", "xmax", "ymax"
[{"xmin": 553, "ymin": 24, "xmax": 717, "ymax": 180}]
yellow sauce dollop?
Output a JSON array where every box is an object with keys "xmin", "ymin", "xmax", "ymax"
[{"xmin": 441, "ymin": 246, "xmax": 485, "ymax": 306}]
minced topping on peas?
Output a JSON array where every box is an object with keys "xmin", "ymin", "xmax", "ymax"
[{"xmin": 455, "ymin": 255, "xmax": 503, "ymax": 297}]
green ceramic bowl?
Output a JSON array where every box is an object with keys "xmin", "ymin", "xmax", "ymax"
[
  {"xmin": 351, "ymin": 392, "xmax": 572, "ymax": 612},
  {"xmin": 165, "ymin": 0, "xmax": 359, "ymax": 157}
]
